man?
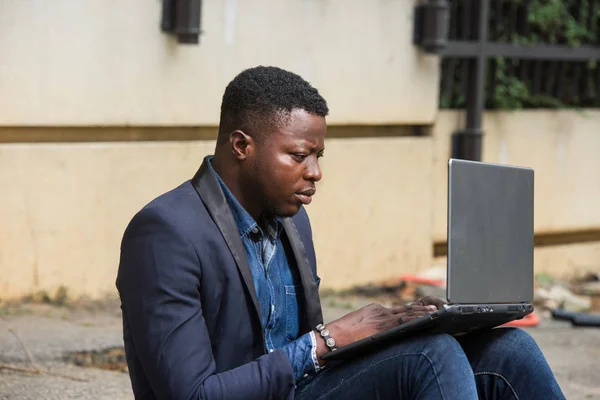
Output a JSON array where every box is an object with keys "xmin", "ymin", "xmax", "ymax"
[{"xmin": 116, "ymin": 66, "xmax": 565, "ymax": 399}]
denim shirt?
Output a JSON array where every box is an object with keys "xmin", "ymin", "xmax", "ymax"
[{"xmin": 208, "ymin": 159, "xmax": 319, "ymax": 382}]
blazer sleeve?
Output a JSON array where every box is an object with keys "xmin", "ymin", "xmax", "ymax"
[{"xmin": 117, "ymin": 207, "xmax": 295, "ymax": 400}]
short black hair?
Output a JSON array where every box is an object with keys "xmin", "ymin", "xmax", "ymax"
[{"xmin": 217, "ymin": 66, "xmax": 329, "ymax": 143}]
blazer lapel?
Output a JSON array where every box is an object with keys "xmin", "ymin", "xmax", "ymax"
[
  {"xmin": 190, "ymin": 158, "xmax": 263, "ymax": 333},
  {"xmin": 282, "ymin": 218, "xmax": 324, "ymax": 332}
]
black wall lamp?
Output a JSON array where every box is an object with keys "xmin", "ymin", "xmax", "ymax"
[
  {"xmin": 413, "ymin": 0, "xmax": 450, "ymax": 54},
  {"xmin": 161, "ymin": 0, "xmax": 203, "ymax": 44}
]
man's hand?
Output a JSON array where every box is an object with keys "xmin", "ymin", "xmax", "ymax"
[
  {"xmin": 327, "ymin": 302, "xmax": 438, "ymax": 345},
  {"xmin": 314, "ymin": 298, "xmax": 443, "ymax": 365},
  {"xmin": 411, "ymin": 295, "xmax": 447, "ymax": 310}
]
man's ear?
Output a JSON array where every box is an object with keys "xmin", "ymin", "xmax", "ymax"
[{"xmin": 229, "ymin": 130, "xmax": 254, "ymax": 160}]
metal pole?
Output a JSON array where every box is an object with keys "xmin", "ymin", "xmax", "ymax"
[
  {"xmin": 452, "ymin": 0, "xmax": 490, "ymax": 161},
  {"xmin": 466, "ymin": 0, "xmax": 490, "ymax": 132}
]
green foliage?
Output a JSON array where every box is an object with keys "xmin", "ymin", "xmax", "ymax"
[
  {"xmin": 492, "ymin": 58, "xmax": 530, "ymax": 110},
  {"xmin": 527, "ymin": 0, "xmax": 592, "ymax": 45}
]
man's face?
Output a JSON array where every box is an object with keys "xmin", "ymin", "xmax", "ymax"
[{"xmin": 245, "ymin": 109, "xmax": 326, "ymax": 218}]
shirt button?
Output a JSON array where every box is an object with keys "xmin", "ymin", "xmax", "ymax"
[
  {"xmin": 251, "ymin": 227, "xmax": 259, "ymax": 234},
  {"xmin": 269, "ymin": 349, "xmax": 274, "ymax": 353},
  {"xmin": 303, "ymin": 373, "xmax": 309, "ymax": 378}
]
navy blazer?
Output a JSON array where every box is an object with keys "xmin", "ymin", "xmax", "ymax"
[{"xmin": 116, "ymin": 157, "xmax": 324, "ymax": 400}]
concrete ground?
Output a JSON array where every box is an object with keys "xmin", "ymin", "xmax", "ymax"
[{"xmin": 1, "ymin": 299, "xmax": 599, "ymax": 400}]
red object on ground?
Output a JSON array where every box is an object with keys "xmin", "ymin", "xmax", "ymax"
[
  {"xmin": 399, "ymin": 275, "xmax": 446, "ymax": 287},
  {"xmin": 503, "ymin": 311, "xmax": 540, "ymax": 327}
]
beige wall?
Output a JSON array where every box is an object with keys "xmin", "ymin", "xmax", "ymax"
[
  {"xmin": 0, "ymin": 0, "xmax": 439, "ymax": 126},
  {"xmin": 0, "ymin": 135, "xmax": 433, "ymax": 298},
  {"xmin": 1, "ymin": 110, "xmax": 599, "ymax": 299},
  {"xmin": 307, "ymin": 137, "xmax": 433, "ymax": 289},
  {"xmin": 0, "ymin": 141, "xmax": 215, "ymax": 298}
]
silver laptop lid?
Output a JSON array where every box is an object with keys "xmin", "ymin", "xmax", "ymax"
[{"xmin": 447, "ymin": 159, "xmax": 534, "ymax": 304}]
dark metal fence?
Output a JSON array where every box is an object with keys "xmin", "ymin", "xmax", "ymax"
[{"xmin": 440, "ymin": 0, "xmax": 600, "ymax": 110}]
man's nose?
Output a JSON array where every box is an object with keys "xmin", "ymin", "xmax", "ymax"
[{"xmin": 304, "ymin": 156, "xmax": 322, "ymax": 182}]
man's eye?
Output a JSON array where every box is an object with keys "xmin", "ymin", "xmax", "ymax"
[{"xmin": 293, "ymin": 154, "xmax": 308, "ymax": 161}]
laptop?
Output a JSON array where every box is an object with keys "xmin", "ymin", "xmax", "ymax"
[{"xmin": 321, "ymin": 158, "xmax": 535, "ymax": 362}]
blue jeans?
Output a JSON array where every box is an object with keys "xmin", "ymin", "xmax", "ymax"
[{"xmin": 295, "ymin": 327, "xmax": 565, "ymax": 399}]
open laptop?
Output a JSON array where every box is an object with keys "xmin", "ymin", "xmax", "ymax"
[{"xmin": 322, "ymin": 158, "xmax": 535, "ymax": 361}]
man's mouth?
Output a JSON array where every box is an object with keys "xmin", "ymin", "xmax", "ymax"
[{"xmin": 296, "ymin": 189, "xmax": 316, "ymax": 205}]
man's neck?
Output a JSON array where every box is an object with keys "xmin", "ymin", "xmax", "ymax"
[{"xmin": 211, "ymin": 156, "xmax": 263, "ymax": 222}]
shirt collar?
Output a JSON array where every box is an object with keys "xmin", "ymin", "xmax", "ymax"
[{"xmin": 207, "ymin": 156, "xmax": 282, "ymax": 240}]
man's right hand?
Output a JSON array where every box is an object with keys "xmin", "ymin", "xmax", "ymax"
[{"xmin": 314, "ymin": 302, "xmax": 438, "ymax": 365}]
